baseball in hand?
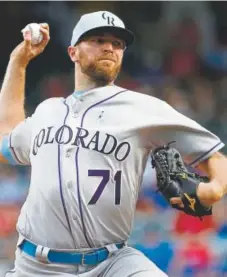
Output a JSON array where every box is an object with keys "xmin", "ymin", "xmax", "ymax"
[{"xmin": 21, "ymin": 23, "xmax": 43, "ymax": 45}]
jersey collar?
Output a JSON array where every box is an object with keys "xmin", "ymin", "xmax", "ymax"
[
  {"xmin": 72, "ymin": 90, "xmax": 87, "ymax": 99},
  {"xmin": 66, "ymin": 85, "xmax": 124, "ymax": 107}
]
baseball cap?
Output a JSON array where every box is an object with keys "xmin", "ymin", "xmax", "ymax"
[{"xmin": 70, "ymin": 11, "xmax": 134, "ymax": 47}]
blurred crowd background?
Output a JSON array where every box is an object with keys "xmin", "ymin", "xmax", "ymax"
[{"xmin": 1, "ymin": 1, "xmax": 227, "ymax": 277}]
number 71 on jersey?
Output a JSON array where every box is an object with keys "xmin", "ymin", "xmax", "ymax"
[{"xmin": 88, "ymin": 170, "xmax": 122, "ymax": 205}]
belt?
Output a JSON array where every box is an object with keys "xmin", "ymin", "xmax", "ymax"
[{"xmin": 19, "ymin": 239, "xmax": 125, "ymax": 265}]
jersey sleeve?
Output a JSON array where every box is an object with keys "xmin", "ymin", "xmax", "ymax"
[
  {"xmin": 0, "ymin": 117, "xmax": 33, "ymax": 165},
  {"xmin": 142, "ymin": 99, "xmax": 224, "ymax": 166}
]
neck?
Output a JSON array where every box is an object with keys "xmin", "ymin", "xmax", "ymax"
[{"xmin": 74, "ymin": 67, "xmax": 113, "ymax": 92}]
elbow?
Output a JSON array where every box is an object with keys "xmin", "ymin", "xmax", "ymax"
[
  {"xmin": 209, "ymin": 186, "xmax": 223, "ymax": 203},
  {"xmin": 197, "ymin": 181, "xmax": 224, "ymax": 206},
  {"xmin": 197, "ymin": 152, "xmax": 227, "ymax": 205}
]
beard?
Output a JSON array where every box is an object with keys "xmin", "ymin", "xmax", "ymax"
[{"xmin": 78, "ymin": 52, "xmax": 122, "ymax": 85}]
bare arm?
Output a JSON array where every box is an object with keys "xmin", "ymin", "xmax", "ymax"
[
  {"xmin": 0, "ymin": 60, "xmax": 26, "ymax": 125},
  {"xmin": 0, "ymin": 23, "xmax": 50, "ymax": 163},
  {"xmin": 196, "ymin": 152, "xmax": 227, "ymax": 206},
  {"xmin": 0, "ymin": 55, "xmax": 27, "ymax": 163}
]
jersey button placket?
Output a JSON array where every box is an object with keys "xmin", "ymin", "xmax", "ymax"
[
  {"xmin": 72, "ymin": 215, "xmax": 77, "ymax": 221},
  {"xmin": 72, "ymin": 97, "xmax": 83, "ymax": 118},
  {"xmin": 65, "ymin": 149, "xmax": 72, "ymax": 158},
  {"xmin": 67, "ymin": 181, "xmax": 73, "ymax": 189}
]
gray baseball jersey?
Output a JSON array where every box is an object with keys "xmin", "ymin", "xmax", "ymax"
[{"xmin": 1, "ymin": 85, "xmax": 224, "ymax": 250}]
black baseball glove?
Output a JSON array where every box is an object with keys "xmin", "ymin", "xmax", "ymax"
[{"xmin": 151, "ymin": 142, "xmax": 212, "ymax": 218}]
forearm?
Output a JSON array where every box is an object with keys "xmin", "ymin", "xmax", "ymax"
[
  {"xmin": 0, "ymin": 58, "xmax": 26, "ymax": 131},
  {"xmin": 197, "ymin": 152, "xmax": 227, "ymax": 206}
]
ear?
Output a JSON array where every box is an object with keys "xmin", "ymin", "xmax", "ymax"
[{"xmin": 68, "ymin": 46, "xmax": 79, "ymax": 63}]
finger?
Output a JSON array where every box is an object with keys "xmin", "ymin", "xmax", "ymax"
[
  {"xmin": 22, "ymin": 30, "xmax": 32, "ymax": 48},
  {"xmin": 21, "ymin": 25, "xmax": 32, "ymax": 46},
  {"xmin": 170, "ymin": 197, "xmax": 182, "ymax": 204},
  {"xmin": 39, "ymin": 27, "xmax": 50, "ymax": 42},
  {"xmin": 40, "ymin": 22, "xmax": 49, "ymax": 30},
  {"xmin": 23, "ymin": 30, "xmax": 31, "ymax": 41},
  {"xmin": 170, "ymin": 197, "xmax": 184, "ymax": 208}
]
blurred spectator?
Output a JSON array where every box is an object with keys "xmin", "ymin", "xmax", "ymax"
[
  {"xmin": 134, "ymin": 222, "xmax": 175, "ymax": 273},
  {"xmin": 189, "ymin": 78, "xmax": 217, "ymax": 125},
  {"xmin": 180, "ymin": 239, "xmax": 212, "ymax": 271},
  {"xmin": 0, "ymin": 205, "xmax": 20, "ymax": 238},
  {"xmin": 162, "ymin": 81, "xmax": 194, "ymax": 118},
  {"xmin": 170, "ymin": 238, "xmax": 213, "ymax": 277},
  {"xmin": 165, "ymin": 14, "xmax": 200, "ymax": 79},
  {"xmin": 174, "ymin": 213, "xmax": 216, "ymax": 235}
]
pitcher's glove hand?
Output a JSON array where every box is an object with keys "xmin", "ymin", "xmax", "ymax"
[{"xmin": 151, "ymin": 142, "xmax": 212, "ymax": 218}]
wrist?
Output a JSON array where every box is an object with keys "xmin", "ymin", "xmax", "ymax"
[{"xmin": 9, "ymin": 55, "xmax": 29, "ymax": 69}]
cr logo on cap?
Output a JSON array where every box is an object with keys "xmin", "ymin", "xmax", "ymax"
[{"xmin": 102, "ymin": 12, "xmax": 115, "ymax": 26}]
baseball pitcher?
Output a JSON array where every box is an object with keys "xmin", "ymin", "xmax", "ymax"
[{"xmin": 0, "ymin": 11, "xmax": 227, "ymax": 277}]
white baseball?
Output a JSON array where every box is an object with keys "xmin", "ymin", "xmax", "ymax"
[{"xmin": 21, "ymin": 23, "xmax": 43, "ymax": 45}]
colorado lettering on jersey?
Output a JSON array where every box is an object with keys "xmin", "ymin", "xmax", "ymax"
[{"xmin": 32, "ymin": 125, "xmax": 131, "ymax": 161}]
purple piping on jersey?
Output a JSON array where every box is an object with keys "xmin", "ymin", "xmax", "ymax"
[
  {"xmin": 74, "ymin": 89, "xmax": 128, "ymax": 247},
  {"xmin": 9, "ymin": 133, "xmax": 24, "ymax": 164},
  {"xmin": 189, "ymin": 141, "xmax": 222, "ymax": 166},
  {"xmin": 58, "ymin": 100, "xmax": 73, "ymax": 236}
]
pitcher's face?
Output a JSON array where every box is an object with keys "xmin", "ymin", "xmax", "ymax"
[{"xmin": 69, "ymin": 32, "xmax": 125, "ymax": 84}]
